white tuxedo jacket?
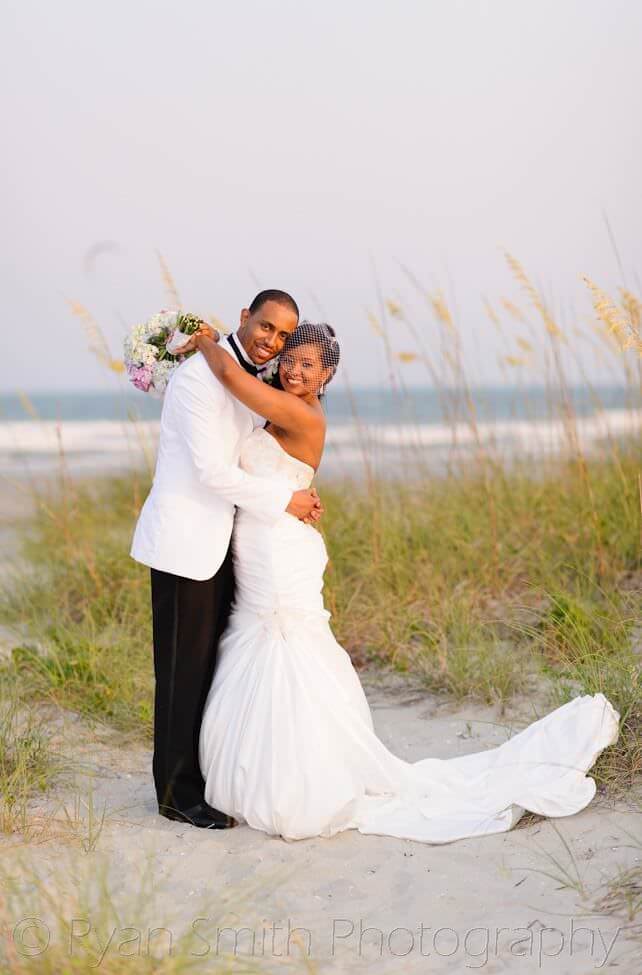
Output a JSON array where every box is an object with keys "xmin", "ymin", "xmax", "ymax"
[{"xmin": 130, "ymin": 337, "xmax": 292, "ymax": 581}]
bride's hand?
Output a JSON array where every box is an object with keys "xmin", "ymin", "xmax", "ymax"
[
  {"xmin": 195, "ymin": 323, "xmax": 220, "ymax": 344},
  {"xmin": 176, "ymin": 322, "xmax": 220, "ymax": 354}
]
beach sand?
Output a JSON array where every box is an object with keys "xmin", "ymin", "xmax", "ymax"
[
  {"xmin": 1, "ymin": 483, "xmax": 640, "ymax": 974},
  {"xmin": 2, "ymin": 671, "xmax": 640, "ymax": 973}
]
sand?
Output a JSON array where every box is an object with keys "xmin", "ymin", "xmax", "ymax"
[
  {"xmin": 1, "ymin": 670, "xmax": 640, "ymax": 974},
  {"xmin": 1, "ymin": 483, "xmax": 640, "ymax": 973}
]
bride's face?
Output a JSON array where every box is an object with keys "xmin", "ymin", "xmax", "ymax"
[{"xmin": 278, "ymin": 343, "xmax": 330, "ymax": 397}]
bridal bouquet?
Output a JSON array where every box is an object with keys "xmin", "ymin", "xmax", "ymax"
[{"xmin": 124, "ymin": 310, "xmax": 209, "ymax": 396}]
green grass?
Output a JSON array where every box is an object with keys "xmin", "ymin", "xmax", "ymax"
[
  {"xmin": 2, "ymin": 473, "xmax": 154, "ymax": 735},
  {"xmin": 1, "ymin": 257, "xmax": 641, "ymax": 815},
  {"xmin": 0, "ymin": 439, "xmax": 639, "ymax": 799},
  {"xmin": 0, "ymin": 681, "xmax": 64, "ymax": 833}
]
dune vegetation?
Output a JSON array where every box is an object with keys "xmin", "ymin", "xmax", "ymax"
[{"xmin": 1, "ymin": 257, "xmax": 640, "ymax": 832}]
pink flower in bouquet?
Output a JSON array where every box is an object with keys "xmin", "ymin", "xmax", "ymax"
[
  {"xmin": 124, "ymin": 309, "xmax": 203, "ymax": 396},
  {"xmin": 128, "ymin": 364, "xmax": 153, "ymax": 392}
]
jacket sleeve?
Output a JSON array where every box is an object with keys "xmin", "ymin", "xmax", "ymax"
[{"xmin": 171, "ymin": 364, "xmax": 293, "ymax": 525}]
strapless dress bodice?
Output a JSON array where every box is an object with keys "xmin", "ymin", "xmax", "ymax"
[{"xmin": 239, "ymin": 426, "xmax": 314, "ymax": 491}]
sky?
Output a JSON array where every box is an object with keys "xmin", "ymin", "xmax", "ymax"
[{"xmin": 2, "ymin": 0, "xmax": 641, "ymax": 391}]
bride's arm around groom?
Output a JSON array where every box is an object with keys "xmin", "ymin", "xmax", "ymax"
[
  {"xmin": 169, "ymin": 352, "xmax": 292, "ymax": 520},
  {"xmin": 130, "ymin": 348, "xmax": 321, "ymax": 583}
]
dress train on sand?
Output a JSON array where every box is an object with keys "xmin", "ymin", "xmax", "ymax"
[{"xmin": 199, "ymin": 427, "xmax": 619, "ymax": 843}]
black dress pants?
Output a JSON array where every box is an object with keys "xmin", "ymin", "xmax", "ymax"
[{"xmin": 150, "ymin": 543, "xmax": 235, "ymax": 813}]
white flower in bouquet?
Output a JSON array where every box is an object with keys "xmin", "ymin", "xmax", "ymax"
[
  {"xmin": 141, "ymin": 344, "xmax": 159, "ymax": 367},
  {"xmin": 123, "ymin": 309, "xmax": 206, "ymax": 396},
  {"xmin": 150, "ymin": 360, "xmax": 174, "ymax": 396}
]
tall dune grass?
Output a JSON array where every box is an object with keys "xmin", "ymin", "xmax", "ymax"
[{"xmin": 1, "ymin": 256, "xmax": 640, "ymax": 818}]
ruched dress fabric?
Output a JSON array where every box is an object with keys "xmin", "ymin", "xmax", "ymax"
[{"xmin": 199, "ymin": 427, "xmax": 620, "ymax": 843}]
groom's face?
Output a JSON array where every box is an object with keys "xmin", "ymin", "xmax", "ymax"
[{"xmin": 237, "ymin": 300, "xmax": 299, "ymax": 365}]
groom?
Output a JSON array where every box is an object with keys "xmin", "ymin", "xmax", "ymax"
[{"xmin": 130, "ymin": 289, "xmax": 323, "ymax": 828}]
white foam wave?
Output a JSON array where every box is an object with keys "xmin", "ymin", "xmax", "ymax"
[
  {"xmin": 0, "ymin": 408, "xmax": 639, "ymax": 477},
  {"xmin": 0, "ymin": 420, "xmax": 160, "ymax": 455},
  {"xmin": 326, "ymin": 408, "xmax": 642, "ymax": 450}
]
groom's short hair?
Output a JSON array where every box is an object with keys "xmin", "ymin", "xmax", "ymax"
[{"xmin": 248, "ymin": 289, "xmax": 299, "ymax": 320}]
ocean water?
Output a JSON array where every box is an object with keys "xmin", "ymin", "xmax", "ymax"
[
  {"xmin": 1, "ymin": 385, "xmax": 640, "ymax": 481},
  {"xmin": 0, "ymin": 384, "xmax": 637, "ymax": 424}
]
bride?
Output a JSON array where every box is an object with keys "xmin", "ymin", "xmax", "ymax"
[{"xmin": 189, "ymin": 320, "xmax": 619, "ymax": 844}]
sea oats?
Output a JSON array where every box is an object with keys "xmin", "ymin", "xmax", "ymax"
[
  {"xmin": 430, "ymin": 290, "xmax": 455, "ymax": 331},
  {"xmin": 366, "ymin": 309, "xmax": 384, "ymax": 336},
  {"xmin": 385, "ymin": 298, "xmax": 404, "ymax": 318},
  {"xmin": 500, "ymin": 297, "xmax": 528, "ymax": 324},
  {"xmin": 67, "ymin": 299, "xmax": 125, "ymax": 373},
  {"xmin": 483, "ymin": 297, "xmax": 503, "ymax": 331},
  {"xmin": 583, "ymin": 276, "xmax": 641, "ymax": 354},
  {"xmin": 155, "ymin": 249, "xmax": 182, "ymax": 311},
  {"xmin": 505, "ymin": 252, "xmax": 565, "ymax": 340}
]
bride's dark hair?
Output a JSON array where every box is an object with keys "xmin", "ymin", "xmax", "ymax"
[{"xmin": 275, "ymin": 321, "xmax": 340, "ymax": 397}]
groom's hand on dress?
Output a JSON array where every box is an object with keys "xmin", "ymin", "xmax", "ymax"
[
  {"xmin": 286, "ymin": 488, "xmax": 324, "ymax": 524},
  {"xmin": 305, "ymin": 488, "xmax": 324, "ymax": 524}
]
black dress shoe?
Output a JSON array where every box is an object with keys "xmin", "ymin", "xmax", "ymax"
[{"xmin": 159, "ymin": 801, "xmax": 237, "ymax": 828}]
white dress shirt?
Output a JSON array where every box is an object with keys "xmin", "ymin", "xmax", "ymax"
[{"xmin": 229, "ymin": 331, "xmax": 258, "ymax": 368}]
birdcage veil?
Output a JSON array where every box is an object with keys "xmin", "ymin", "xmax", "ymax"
[{"xmin": 277, "ymin": 320, "xmax": 340, "ymax": 397}]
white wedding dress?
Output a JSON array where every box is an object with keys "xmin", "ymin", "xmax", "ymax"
[{"xmin": 198, "ymin": 427, "xmax": 620, "ymax": 843}]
